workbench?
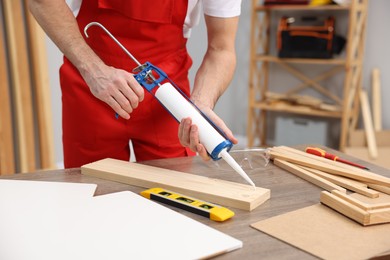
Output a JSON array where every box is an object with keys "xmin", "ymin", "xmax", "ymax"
[{"xmin": 1, "ymin": 147, "xmax": 389, "ymax": 259}]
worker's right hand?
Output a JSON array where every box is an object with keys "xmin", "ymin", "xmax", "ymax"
[
  {"xmin": 82, "ymin": 65, "xmax": 144, "ymax": 119},
  {"xmin": 178, "ymin": 107, "xmax": 238, "ymax": 161}
]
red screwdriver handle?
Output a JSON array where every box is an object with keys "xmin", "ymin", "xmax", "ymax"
[
  {"xmin": 305, "ymin": 146, "xmax": 369, "ymax": 170},
  {"xmin": 306, "ymin": 147, "xmax": 338, "ymax": 161}
]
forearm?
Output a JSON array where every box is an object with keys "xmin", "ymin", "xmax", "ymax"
[
  {"xmin": 28, "ymin": 0, "xmax": 105, "ymax": 76},
  {"xmin": 191, "ymin": 15, "xmax": 238, "ymax": 110},
  {"xmin": 191, "ymin": 48, "xmax": 236, "ymax": 109}
]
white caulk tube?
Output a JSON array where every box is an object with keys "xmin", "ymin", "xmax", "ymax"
[{"xmin": 155, "ymin": 83, "xmax": 256, "ymax": 188}]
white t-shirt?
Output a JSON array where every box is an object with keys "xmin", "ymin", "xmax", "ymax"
[{"xmin": 66, "ymin": 0, "xmax": 241, "ymax": 38}]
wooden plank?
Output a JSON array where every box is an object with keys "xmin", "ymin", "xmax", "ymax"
[
  {"xmin": 331, "ymin": 190, "xmax": 369, "ymax": 210},
  {"xmin": 360, "ymin": 90, "xmax": 378, "ymax": 158},
  {"xmin": 320, "ymin": 191, "xmax": 369, "ymax": 225},
  {"xmin": 368, "ymin": 183, "xmax": 390, "ymax": 195},
  {"xmin": 274, "ymin": 146, "xmax": 368, "ymax": 173},
  {"xmin": 371, "ymin": 68, "xmax": 382, "ymax": 131},
  {"xmin": 330, "ymin": 190, "xmax": 386, "ymax": 211},
  {"xmin": 81, "ymin": 158, "xmax": 270, "ymax": 211},
  {"xmin": 23, "ymin": 0, "xmax": 55, "ymax": 170},
  {"xmin": 0, "ymin": 12, "xmax": 15, "ymax": 175},
  {"xmin": 368, "ymin": 207, "xmax": 390, "ymax": 226},
  {"xmin": 3, "ymin": 0, "xmax": 36, "ymax": 172},
  {"xmin": 321, "ymin": 190, "xmax": 390, "ymax": 226},
  {"xmin": 301, "ymin": 166, "xmax": 379, "ymax": 198},
  {"xmin": 273, "ymin": 146, "xmax": 383, "ymax": 178},
  {"xmin": 274, "ymin": 159, "xmax": 346, "ymax": 193},
  {"xmin": 301, "ymin": 166, "xmax": 366, "ymax": 187},
  {"xmin": 269, "ymin": 147, "xmax": 390, "ymax": 187}
]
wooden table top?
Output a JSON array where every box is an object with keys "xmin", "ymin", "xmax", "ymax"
[{"xmin": 1, "ymin": 147, "xmax": 389, "ymax": 259}]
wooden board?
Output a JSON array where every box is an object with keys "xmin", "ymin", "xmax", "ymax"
[
  {"xmin": 274, "ymin": 159, "xmax": 346, "ymax": 193},
  {"xmin": 251, "ymin": 204, "xmax": 390, "ymax": 260},
  {"xmin": 320, "ymin": 190, "xmax": 390, "ymax": 226},
  {"xmin": 360, "ymin": 90, "xmax": 378, "ymax": 158},
  {"xmin": 3, "ymin": 0, "xmax": 36, "ymax": 172},
  {"xmin": 23, "ymin": 0, "xmax": 55, "ymax": 170},
  {"xmin": 371, "ymin": 68, "xmax": 382, "ymax": 131},
  {"xmin": 0, "ymin": 11, "xmax": 15, "ymax": 175},
  {"xmin": 301, "ymin": 166, "xmax": 379, "ymax": 198},
  {"xmin": 269, "ymin": 146, "xmax": 390, "ymax": 187},
  {"xmin": 81, "ymin": 158, "xmax": 270, "ymax": 211},
  {"xmin": 368, "ymin": 183, "xmax": 390, "ymax": 195}
]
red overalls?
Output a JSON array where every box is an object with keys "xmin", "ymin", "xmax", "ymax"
[{"xmin": 60, "ymin": 0, "xmax": 195, "ymax": 168}]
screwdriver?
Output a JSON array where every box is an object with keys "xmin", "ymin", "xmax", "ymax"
[{"xmin": 305, "ymin": 147, "xmax": 369, "ymax": 170}]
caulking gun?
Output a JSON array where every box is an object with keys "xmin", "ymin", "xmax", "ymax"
[{"xmin": 84, "ymin": 22, "xmax": 256, "ymax": 188}]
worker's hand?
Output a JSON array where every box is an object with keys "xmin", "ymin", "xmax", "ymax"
[
  {"xmin": 82, "ymin": 65, "xmax": 144, "ymax": 119},
  {"xmin": 178, "ymin": 107, "xmax": 238, "ymax": 161}
]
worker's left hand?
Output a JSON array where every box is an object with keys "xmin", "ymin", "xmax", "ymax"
[{"xmin": 178, "ymin": 107, "xmax": 238, "ymax": 161}]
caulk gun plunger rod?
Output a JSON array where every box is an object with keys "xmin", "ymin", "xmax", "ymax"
[{"xmin": 84, "ymin": 22, "xmax": 142, "ymax": 67}]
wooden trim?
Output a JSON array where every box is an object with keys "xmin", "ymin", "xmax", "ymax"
[
  {"xmin": 81, "ymin": 158, "xmax": 271, "ymax": 211},
  {"xmin": 367, "ymin": 184, "xmax": 390, "ymax": 195},
  {"xmin": 301, "ymin": 166, "xmax": 379, "ymax": 198},
  {"xmin": 274, "ymin": 146, "xmax": 371, "ymax": 174},
  {"xmin": 23, "ymin": 0, "xmax": 55, "ymax": 170},
  {"xmin": 330, "ymin": 190, "xmax": 390, "ymax": 211},
  {"xmin": 269, "ymin": 146, "xmax": 390, "ymax": 187},
  {"xmin": 320, "ymin": 191, "xmax": 369, "ymax": 225},
  {"xmin": 321, "ymin": 190, "xmax": 390, "ymax": 226},
  {"xmin": 0, "ymin": 15, "xmax": 15, "ymax": 175},
  {"xmin": 371, "ymin": 68, "xmax": 382, "ymax": 131},
  {"xmin": 3, "ymin": 0, "xmax": 36, "ymax": 172},
  {"xmin": 274, "ymin": 159, "xmax": 346, "ymax": 193},
  {"xmin": 359, "ymin": 90, "xmax": 378, "ymax": 158}
]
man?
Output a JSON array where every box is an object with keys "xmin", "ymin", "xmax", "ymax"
[{"xmin": 28, "ymin": 0, "xmax": 241, "ymax": 167}]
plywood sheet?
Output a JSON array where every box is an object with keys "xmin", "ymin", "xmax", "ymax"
[
  {"xmin": 81, "ymin": 158, "xmax": 270, "ymax": 211},
  {"xmin": 251, "ymin": 204, "xmax": 390, "ymax": 260}
]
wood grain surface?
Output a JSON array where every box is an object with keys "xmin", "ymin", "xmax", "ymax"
[
  {"xmin": 81, "ymin": 158, "xmax": 270, "ymax": 211},
  {"xmin": 3, "ymin": 0, "xmax": 36, "ymax": 172},
  {"xmin": 0, "ymin": 11, "xmax": 15, "ymax": 174}
]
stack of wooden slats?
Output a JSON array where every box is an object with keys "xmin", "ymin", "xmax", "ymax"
[
  {"xmin": 0, "ymin": 0, "xmax": 54, "ymax": 174},
  {"xmin": 269, "ymin": 146, "xmax": 390, "ymax": 226}
]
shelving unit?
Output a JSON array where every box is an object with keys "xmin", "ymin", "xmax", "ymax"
[{"xmin": 247, "ymin": 0, "xmax": 368, "ymax": 151}]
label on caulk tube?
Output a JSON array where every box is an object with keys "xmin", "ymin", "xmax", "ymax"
[{"xmin": 155, "ymin": 83, "xmax": 226, "ymax": 156}]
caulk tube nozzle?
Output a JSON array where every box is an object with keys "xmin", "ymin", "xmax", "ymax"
[{"xmin": 219, "ymin": 149, "xmax": 256, "ymax": 188}]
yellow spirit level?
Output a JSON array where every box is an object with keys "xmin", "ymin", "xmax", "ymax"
[{"xmin": 140, "ymin": 188, "xmax": 235, "ymax": 222}]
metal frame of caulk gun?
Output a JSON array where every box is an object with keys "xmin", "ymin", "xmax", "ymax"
[{"xmin": 84, "ymin": 22, "xmax": 233, "ymax": 161}]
